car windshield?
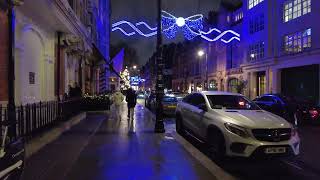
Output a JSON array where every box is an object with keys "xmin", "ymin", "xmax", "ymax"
[{"xmin": 206, "ymin": 95, "xmax": 260, "ymax": 110}]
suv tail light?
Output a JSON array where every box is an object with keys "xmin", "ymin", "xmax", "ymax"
[{"xmin": 309, "ymin": 109, "xmax": 319, "ymax": 119}]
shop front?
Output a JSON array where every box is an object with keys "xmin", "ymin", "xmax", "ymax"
[{"xmin": 281, "ymin": 64, "xmax": 319, "ymax": 104}]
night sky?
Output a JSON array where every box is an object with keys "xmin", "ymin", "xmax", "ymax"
[{"xmin": 111, "ymin": 0, "xmax": 239, "ymax": 65}]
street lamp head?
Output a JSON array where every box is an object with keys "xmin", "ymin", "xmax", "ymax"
[
  {"xmin": 133, "ymin": 65, "xmax": 137, "ymax": 69},
  {"xmin": 197, "ymin": 50, "xmax": 205, "ymax": 57}
]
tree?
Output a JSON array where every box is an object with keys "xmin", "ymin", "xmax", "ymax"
[{"xmin": 236, "ymin": 78, "xmax": 248, "ymax": 94}]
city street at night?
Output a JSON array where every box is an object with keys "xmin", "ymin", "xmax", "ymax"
[
  {"xmin": 20, "ymin": 101, "xmax": 320, "ymax": 180},
  {"xmin": 1, "ymin": 0, "xmax": 320, "ymax": 179}
]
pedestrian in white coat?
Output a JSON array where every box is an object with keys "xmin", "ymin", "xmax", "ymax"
[{"xmin": 111, "ymin": 90, "xmax": 124, "ymax": 120}]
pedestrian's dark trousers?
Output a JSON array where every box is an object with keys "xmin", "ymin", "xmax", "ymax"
[{"xmin": 127, "ymin": 104, "xmax": 135, "ymax": 118}]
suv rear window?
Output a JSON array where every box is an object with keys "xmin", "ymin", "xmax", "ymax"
[
  {"xmin": 163, "ymin": 96, "xmax": 177, "ymax": 102},
  {"xmin": 207, "ymin": 95, "xmax": 260, "ymax": 110}
]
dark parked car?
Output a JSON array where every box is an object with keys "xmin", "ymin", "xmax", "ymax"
[
  {"xmin": 146, "ymin": 94, "xmax": 180, "ymax": 116},
  {"xmin": 253, "ymin": 94, "xmax": 320, "ymax": 126}
]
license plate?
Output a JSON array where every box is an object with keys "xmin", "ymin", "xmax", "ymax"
[
  {"xmin": 265, "ymin": 147, "xmax": 286, "ymax": 154},
  {"xmin": 168, "ymin": 105, "xmax": 176, "ymax": 108}
]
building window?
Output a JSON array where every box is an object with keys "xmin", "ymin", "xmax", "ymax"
[
  {"xmin": 284, "ymin": 0, "xmax": 311, "ymax": 22},
  {"xmin": 234, "ymin": 12, "xmax": 243, "ymax": 22},
  {"xmin": 227, "ymin": 15, "xmax": 230, "ymax": 23},
  {"xmin": 248, "ymin": 42, "xmax": 265, "ymax": 61},
  {"xmin": 249, "ymin": 14, "xmax": 264, "ymax": 34},
  {"xmin": 284, "ymin": 28, "xmax": 311, "ymax": 54},
  {"xmin": 248, "ymin": 0, "xmax": 264, "ymax": 9},
  {"xmin": 228, "ymin": 78, "xmax": 239, "ymax": 93}
]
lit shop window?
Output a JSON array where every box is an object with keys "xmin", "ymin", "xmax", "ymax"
[
  {"xmin": 284, "ymin": 28, "xmax": 311, "ymax": 53},
  {"xmin": 284, "ymin": 0, "xmax": 311, "ymax": 22},
  {"xmin": 248, "ymin": 0, "xmax": 264, "ymax": 9},
  {"xmin": 248, "ymin": 42, "xmax": 265, "ymax": 61}
]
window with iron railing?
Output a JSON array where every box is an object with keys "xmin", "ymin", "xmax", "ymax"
[
  {"xmin": 284, "ymin": 28, "xmax": 311, "ymax": 54},
  {"xmin": 248, "ymin": 41, "xmax": 265, "ymax": 62}
]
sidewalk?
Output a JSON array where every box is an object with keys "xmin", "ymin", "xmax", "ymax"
[
  {"xmin": 65, "ymin": 103, "xmax": 220, "ymax": 180},
  {"xmin": 22, "ymin": 101, "xmax": 229, "ymax": 180}
]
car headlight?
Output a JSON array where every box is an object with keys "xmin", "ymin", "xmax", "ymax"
[{"xmin": 224, "ymin": 123, "xmax": 250, "ymax": 138}]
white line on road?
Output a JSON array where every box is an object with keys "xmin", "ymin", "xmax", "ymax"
[
  {"xmin": 172, "ymin": 132, "xmax": 236, "ymax": 180},
  {"xmin": 282, "ymin": 160, "xmax": 303, "ymax": 170}
]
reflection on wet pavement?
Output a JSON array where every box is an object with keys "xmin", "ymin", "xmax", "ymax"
[
  {"xmin": 66, "ymin": 103, "xmax": 215, "ymax": 180},
  {"xmin": 23, "ymin": 101, "xmax": 216, "ymax": 180}
]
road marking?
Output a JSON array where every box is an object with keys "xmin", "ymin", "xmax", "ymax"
[
  {"xmin": 282, "ymin": 160, "xmax": 303, "ymax": 170},
  {"xmin": 172, "ymin": 132, "xmax": 236, "ymax": 180}
]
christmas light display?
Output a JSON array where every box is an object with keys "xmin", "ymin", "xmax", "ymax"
[{"xmin": 112, "ymin": 11, "xmax": 240, "ymax": 43}]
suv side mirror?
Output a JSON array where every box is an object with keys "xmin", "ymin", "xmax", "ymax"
[{"xmin": 198, "ymin": 103, "xmax": 208, "ymax": 112}]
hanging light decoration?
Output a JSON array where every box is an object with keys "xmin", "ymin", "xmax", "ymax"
[{"xmin": 112, "ymin": 10, "xmax": 240, "ymax": 43}]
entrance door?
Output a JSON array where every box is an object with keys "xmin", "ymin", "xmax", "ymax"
[
  {"xmin": 281, "ymin": 65, "xmax": 319, "ymax": 104},
  {"xmin": 257, "ymin": 72, "xmax": 266, "ymax": 97}
]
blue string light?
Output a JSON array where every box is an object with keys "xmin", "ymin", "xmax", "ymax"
[{"xmin": 112, "ymin": 11, "xmax": 241, "ymax": 43}]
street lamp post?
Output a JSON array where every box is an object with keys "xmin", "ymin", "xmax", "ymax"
[
  {"xmin": 154, "ymin": 0, "xmax": 165, "ymax": 133},
  {"xmin": 198, "ymin": 50, "xmax": 208, "ymax": 91}
]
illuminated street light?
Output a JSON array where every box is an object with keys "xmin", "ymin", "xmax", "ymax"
[
  {"xmin": 198, "ymin": 50, "xmax": 205, "ymax": 57},
  {"xmin": 197, "ymin": 49, "xmax": 208, "ymax": 91},
  {"xmin": 133, "ymin": 65, "xmax": 137, "ymax": 69}
]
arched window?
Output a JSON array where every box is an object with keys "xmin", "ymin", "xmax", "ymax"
[{"xmin": 228, "ymin": 78, "xmax": 239, "ymax": 93}]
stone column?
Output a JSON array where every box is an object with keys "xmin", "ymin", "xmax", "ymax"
[
  {"xmin": 271, "ymin": 68, "xmax": 281, "ymax": 94},
  {"xmin": 265, "ymin": 68, "xmax": 270, "ymax": 94}
]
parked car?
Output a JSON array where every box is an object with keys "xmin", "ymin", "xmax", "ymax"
[
  {"xmin": 0, "ymin": 121, "xmax": 25, "ymax": 180},
  {"xmin": 147, "ymin": 95, "xmax": 179, "ymax": 116},
  {"xmin": 253, "ymin": 94, "xmax": 320, "ymax": 126},
  {"xmin": 167, "ymin": 92, "xmax": 188, "ymax": 102},
  {"xmin": 162, "ymin": 96, "xmax": 179, "ymax": 116},
  {"xmin": 175, "ymin": 91, "xmax": 300, "ymax": 160}
]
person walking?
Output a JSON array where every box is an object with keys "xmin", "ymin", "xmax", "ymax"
[
  {"xmin": 126, "ymin": 88, "xmax": 137, "ymax": 132},
  {"xmin": 111, "ymin": 90, "xmax": 124, "ymax": 120}
]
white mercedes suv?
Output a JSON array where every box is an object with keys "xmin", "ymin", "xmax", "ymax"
[{"xmin": 175, "ymin": 91, "xmax": 300, "ymax": 159}]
